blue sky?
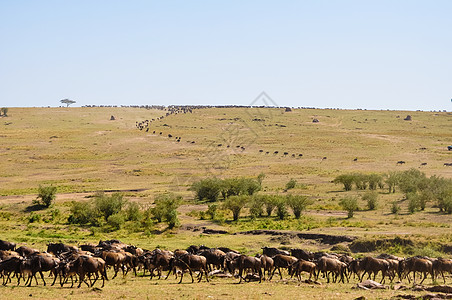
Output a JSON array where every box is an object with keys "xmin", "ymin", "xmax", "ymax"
[{"xmin": 1, "ymin": 0, "xmax": 451, "ymax": 110}]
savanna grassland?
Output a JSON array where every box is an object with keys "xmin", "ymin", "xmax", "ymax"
[{"xmin": 0, "ymin": 106, "xmax": 451, "ymax": 299}]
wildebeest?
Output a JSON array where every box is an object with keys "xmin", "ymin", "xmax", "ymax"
[
  {"xmin": 433, "ymin": 258, "xmax": 452, "ymax": 284},
  {"xmin": 19, "ymin": 253, "xmax": 60, "ymax": 287},
  {"xmin": 0, "ymin": 256, "xmax": 22, "ymax": 285},
  {"xmin": 234, "ymin": 255, "xmax": 262, "ymax": 283},
  {"xmin": 0, "ymin": 240, "xmax": 16, "ymax": 251},
  {"xmin": 448, "ymin": 145, "xmax": 452, "ymax": 151},
  {"xmin": 269, "ymin": 254, "xmax": 298, "ymax": 280},
  {"xmin": 359, "ymin": 256, "xmax": 389, "ymax": 284},
  {"xmin": 316, "ymin": 256, "xmax": 347, "ymax": 283},
  {"xmin": 399, "ymin": 257, "xmax": 434, "ymax": 284},
  {"xmin": 290, "ymin": 259, "xmax": 317, "ymax": 281},
  {"xmin": 70, "ymin": 255, "xmax": 108, "ymax": 288},
  {"xmin": 166, "ymin": 254, "xmax": 209, "ymax": 284},
  {"xmin": 262, "ymin": 247, "xmax": 289, "ymax": 258},
  {"xmin": 16, "ymin": 246, "xmax": 39, "ymax": 257},
  {"xmin": 259, "ymin": 254, "xmax": 274, "ymax": 280},
  {"xmin": 397, "ymin": 161, "xmax": 406, "ymax": 165},
  {"xmin": 290, "ymin": 248, "xmax": 314, "ymax": 261},
  {"xmin": 47, "ymin": 243, "xmax": 77, "ymax": 256},
  {"xmin": 198, "ymin": 248, "xmax": 225, "ymax": 272}
]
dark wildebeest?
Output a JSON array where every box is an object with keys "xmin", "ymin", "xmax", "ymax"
[
  {"xmin": 262, "ymin": 247, "xmax": 289, "ymax": 258},
  {"xmin": 433, "ymin": 258, "xmax": 452, "ymax": 284},
  {"xmin": 70, "ymin": 255, "xmax": 107, "ymax": 288},
  {"xmin": 16, "ymin": 246, "xmax": 39, "ymax": 257},
  {"xmin": 397, "ymin": 161, "xmax": 406, "ymax": 165},
  {"xmin": 316, "ymin": 256, "xmax": 347, "ymax": 283},
  {"xmin": 290, "ymin": 259, "xmax": 317, "ymax": 281},
  {"xmin": 100, "ymin": 250, "xmax": 127, "ymax": 279},
  {"xmin": 359, "ymin": 256, "xmax": 389, "ymax": 284},
  {"xmin": 47, "ymin": 243, "xmax": 77, "ymax": 256},
  {"xmin": 0, "ymin": 257, "xmax": 22, "ymax": 285},
  {"xmin": 198, "ymin": 248, "xmax": 225, "ymax": 272},
  {"xmin": 148, "ymin": 250, "xmax": 173, "ymax": 279},
  {"xmin": 19, "ymin": 253, "xmax": 60, "ymax": 287},
  {"xmin": 256, "ymin": 254, "xmax": 273, "ymax": 280},
  {"xmin": 234, "ymin": 255, "xmax": 262, "ymax": 283},
  {"xmin": 0, "ymin": 240, "xmax": 16, "ymax": 251},
  {"xmin": 399, "ymin": 257, "xmax": 434, "ymax": 284},
  {"xmin": 166, "ymin": 254, "xmax": 209, "ymax": 284},
  {"xmin": 290, "ymin": 248, "xmax": 314, "ymax": 261},
  {"xmin": 269, "ymin": 254, "xmax": 298, "ymax": 280}
]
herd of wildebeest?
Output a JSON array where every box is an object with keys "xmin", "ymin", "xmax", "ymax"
[{"xmin": 1, "ymin": 239, "xmax": 451, "ymax": 289}]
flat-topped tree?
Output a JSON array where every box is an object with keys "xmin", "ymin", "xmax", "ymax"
[{"xmin": 60, "ymin": 99, "xmax": 76, "ymax": 107}]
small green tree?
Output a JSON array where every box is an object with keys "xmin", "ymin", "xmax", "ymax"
[
  {"xmin": 223, "ymin": 195, "xmax": 248, "ymax": 221},
  {"xmin": 391, "ymin": 201, "xmax": 401, "ymax": 214},
  {"xmin": 206, "ymin": 203, "xmax": 218, "ymax": 219},
  {"xmin": 60, "ymin": 99, "xmax": 76, "ymax": 107},
  {"xmin": 362, "ymin": 191, "xmax": 378, "ymax": 210},
  {"xmin": 385, "ymin": 171, "xmax": 400, "ymax": 193},
  {"xmin": 353, "ymin": 173, "xmax": 368, "ymax": 190},
  {"xmin": 286, "ymin": 195, "xmax": 312, "ymax": 219},
  {"xmin": 285, "ymin": 179, "xmax": 297, "ymax": 191},
  {"xmin": 248, "ymin": 196, "xmax": 264, "ymax": 219},
  {"xmin": 93, "ymin": 192, "xmax": 127, "ymax": 221},
  {"xmin": 339, "ymin": 196, "xmax": 359, "ymax": 218},
  {"xmin": 151, "ymin": 193, "xmax": 181, "ymax": 228},
  {"xmin": 261, "ymin": 195, "xmax": 277, "ymax": 217},
  {"xmin": 275, "ymin": 196, "xmax": 288, "ymax": 220},
  {"xmin": 333, "ymin": 174, "xmax": 355, "ymax": 191},
  {"xmin": 190, "ymin": 178, "xmax": 222, "ymax": 202},
  {"xmin": 35, "ymin": 185, "xmax": 57, "ymax": 207},
  {"xmin": 367, "ymin": 174, "xmax": 383, "ymax": 190}
]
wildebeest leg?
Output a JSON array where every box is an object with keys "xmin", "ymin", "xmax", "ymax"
[
  {"xmin": 165, "ymin": 267, "xmax": 173, "ymax": 280},
  {"xmin": 420, "ymin": 272, "xmax": 427, "ymax": 284},
  {"xmin": 39, "ymin": 271, "xmax": 46, "ymax": 286},
  {"xmin": 278, "ymin": 267, "xmax": 283, "ymax": 279},
  {"xmin": 178, "ymin": 269, "xmax": 184, "ymax": 284},
  {"xmin": 51, "ymin": 272, "xmax": 58, "ymax": 286}
]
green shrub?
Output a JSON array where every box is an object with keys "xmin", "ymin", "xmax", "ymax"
[
  {"xmin": 339, "ymin": 196, "xmax": 359, "ymax": 218},
  {"xmin": 285, "ymin": 179, "xmax": 297, "ymax": 191},
  {"xmin": 28, "ymin": 212, "xmax": 41, "ymax": 223},
  {"xmin": 68, "ymin": 201, "xmax": 99, "ymax": 225},
  {"xmin": 93, "ymin": 192, "xmax": 127, "ymax": 221},
  {"xmin": 353, "ymin": 174, "xmax": 368, "ymax": 190},
  {"xmin": 125, "ymin": 202, "xmax": 142, "ymax": 221},
  {"xmin": 407, "ymin": 193, "xmax": 420, "ymax": 214},
  {"xmin": 35, "ymin": 185, "xmax": 57, "ymax": 207},
  {"xmin": 206, "ymin": 203, "xmax": 218, "ymax": 220},
  {"xmin": 367, "ymin": 174, "xmax": 383, "ymax": 190},
  {"xmin": 385, "ymin": 171, "xmax": 401, "ymax": 193},
  {"xmin": 107, "ymin": 213, "xmax": 125, "ymax": 231},
  {"xmin": 190, "ymin": 178, "xmax": 222, "ymax": 202},
  {"xmin": 286, "ymin": 194, "xmax": 312, "ymax": 219},
  {"xmin": 223, "ymin": 195, "xmax": 248, "ymax": 221},
  {"xmin": 151, "ymin": 193, "xmax": 181, "ymax": 228},
  {"xmin": 260, "ymin": 195, "xmax": 277, "ymax": 216},
  {"xmin": 248, "ymin": 196, "xmax": 264, "ymax": 219},
  {"xmin": 275, "ymin": 196, "xmax": 288, "ymax": 220},
  {"xmin": 362, "ymin": 191, "xmax": 378, "ymax": 210},
  {"xmin": 1, "ymin": 107, "xmax": 8, "ymax": 117},
  {"xmin": 333, "ymin": 174, "xmax": 355, "ymax": 191},
  {"xmin": 391, "ymin": 201, "xmax": 401, "ymax": 214}
]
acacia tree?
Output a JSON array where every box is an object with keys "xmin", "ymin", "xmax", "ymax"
[{"xmin": 60, "ymin": 99, "xmax": 76, "ymax": 107}]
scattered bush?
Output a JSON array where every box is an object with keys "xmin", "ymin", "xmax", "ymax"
[
  {"xmin": 151, "ymin": 193, "xmax": 181, "ymax": 228},
  {"xmin": 190, "ymin": 178, "xmax": 222, "ymax": 202},
  {"xmin": 286, "ymin": 195, "xmax": 312, "ymax": 219},
  {"xmin": 275, "ymin": 196, "xmax": 288, "ymax": 220},
  {"xmin": 339, "ymin": 196, "xmax": 359, "ymax": 218},
  {"xmin": 125, "ymin": 202, "xmax": 142, "ymax": 221},
  {"xmin": 107, "ymin": 213, "xmax": 125, "ymax": 231},
  {"xmin": 223, "ymin": 195, "xmax": 248, "ymax": 221},
  {"xmin": 93, "ymin": 192, "xmax": 127, "ymax": 221},
  {"xmin": 0, "ymin": 107, "xmax": 8, "ymax": 117},
  {"xmin": 391, "ymin": 201, "xmax": 401, "ymax": 214},
  {"xmin": 248, "ymin": 196, "xmax": 264, "ymax": 219},
  {"xmin": 35, "ymin": 185, "xmax": 57, "ymax": 207},
  {"xmin": 206, "ymin": 203, "xmax": 218, "ymax": 220},
  {"xmin": 362, "ymin": 191, "xmax": 378, "ymax": 210},
  {"xmin": 285, "ymin": 179, "xmax": 297, "ymax": 191},
  {"xmin": 333, "ymin": 174, "xmax": 355, "ymax": 191}
]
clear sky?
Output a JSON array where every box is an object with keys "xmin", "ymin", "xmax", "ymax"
[{"xmin": 1, "ymin": 0, "xmax": 451, "ymax": 110}]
